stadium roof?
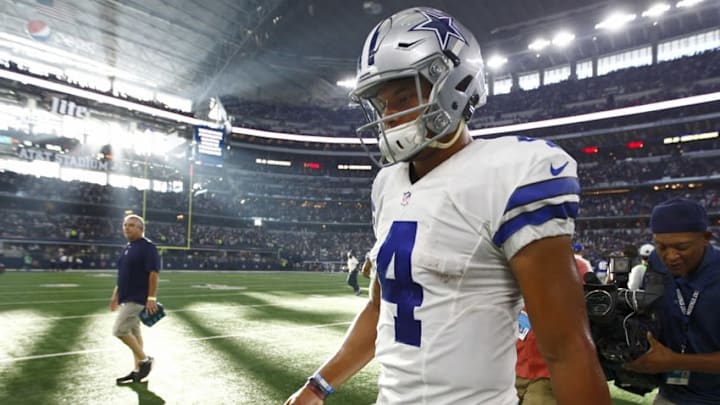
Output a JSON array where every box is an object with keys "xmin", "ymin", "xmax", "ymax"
[{"xmin": 0, "ymin": 0, "xmax": 718, "ymax": 107}]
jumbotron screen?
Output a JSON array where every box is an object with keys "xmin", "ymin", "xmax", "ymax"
[{"xmin": 194, "ymin": 126, "xmax": 225, "ymax": 167}]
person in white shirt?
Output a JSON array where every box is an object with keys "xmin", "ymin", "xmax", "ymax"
[
  {"xmin": 627, "ymin": 243, "xmax": 655, "ymax": 291},
  {"xmin": 346, "ymin": 251, "xmax": 361, "ymax": 295},
  {"xmin": 284, "ymin": 7, "xmax": 610, "ymax": 405}
]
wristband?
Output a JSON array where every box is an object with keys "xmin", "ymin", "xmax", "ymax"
[
  {"xmin": 305, "ymin": 379, "xmax": 327, "ymax": 400},
  {"xmin": 308, "ymin": 372, "xmax": 334, "ymax": 398},
  {"xmin": 147, "ymin": 296, "xmax": 157, "ymax": 301}
]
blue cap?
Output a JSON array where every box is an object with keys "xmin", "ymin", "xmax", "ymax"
[
  {"xmin": 573, "ymin": 243, "xmax": 583, "ymax": 252},
  {"xmin": 650, "ymin": 198, "xmax": 708, "ymax": 234}
]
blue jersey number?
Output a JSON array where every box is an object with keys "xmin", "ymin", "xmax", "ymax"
[{"xmin": 376, "ymin": 221, "xmax": 424, "ymax": 347}]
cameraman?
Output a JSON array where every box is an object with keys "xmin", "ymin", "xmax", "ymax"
[{"xmin": 624, "ymin": 198, "xmax": 720, "ymax": 404}]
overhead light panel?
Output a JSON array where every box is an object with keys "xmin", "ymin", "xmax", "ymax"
[
  {"xmin": 552, "ymin": 32, "xmax": 576, "ymax": 48},
  {"xmin": 642, "ymin": 3, "xmax": 671, "ymax": 17},
  {"xmin": 594, "ymin": 12, "xmax": 637, "ymax": 31},
  {"xmin": 528, "ymin": 38, "xmax": 550, "ymax": 51},
  {"xmin": 486, "ymin": 55, "xmax": 508, "ymax": 69},
  {"xmin": 676, "ymin": 0, "xmax": 705, "ymax": 8}
]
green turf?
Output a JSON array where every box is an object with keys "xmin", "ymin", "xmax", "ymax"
[{"xmin": 0, "ymin": 271, "xmax": 657, "ymax": 404}]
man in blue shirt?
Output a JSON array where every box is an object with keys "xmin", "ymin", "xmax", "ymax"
[
  {"xmin": 109, "ymin": 214, "xmax": 161, "ymax": 384},
  {"xmin": 625, "ymin": 198, "xmax": 720, "ymax": 404}
]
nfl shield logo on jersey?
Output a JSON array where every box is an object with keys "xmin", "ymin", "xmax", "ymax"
[{"xmin": 401, "ymin": 191, "xmax": 412, "ymax": 206}]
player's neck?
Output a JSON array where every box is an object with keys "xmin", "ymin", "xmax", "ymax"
[{"xmin": 411, "ymin": 132, "xmax": 471, "ymax": 181}]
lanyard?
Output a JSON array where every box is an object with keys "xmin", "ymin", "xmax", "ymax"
[
  {"xmin": 675, "ymin": 288, "xmax": 700, "ymax": 353},
  {"xmin": 676, "ymin": 288, "xmax": 700, "ymax": 316}
]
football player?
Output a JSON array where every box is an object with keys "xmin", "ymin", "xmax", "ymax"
[{"xmin": 285, "ymin": 7, "xmax": 610, "ymax": 405}]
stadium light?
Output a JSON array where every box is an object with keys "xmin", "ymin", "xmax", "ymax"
[
  {"xmin": 642, "ymin": 3, "xmax": 671, "ymax": 18},
  {"xmin": 594, "ymin": 12, "xmax": 637, "ymax": 31},
  {"xmin": 336, "ymin": 78, "xmax": 356, "ymax": 89},
  {"xmin": 528, "ymin": 38, "xmax": 550, "ymax": 52},
  {"xmin": 552, "ymin": 32, "xmax": 576, "ymax": 48},
  {"xmin": 486, "ymin": 55, "xmax": 508, "ymax": 69},
  {"xmin": 676, "ymin": 0, "xmax": 704, "ymax": 8}
]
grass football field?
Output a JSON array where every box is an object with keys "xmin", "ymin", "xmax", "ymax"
[{"xmin": 0, "ymin": 271, "xmax": 657, "ymax": 404}]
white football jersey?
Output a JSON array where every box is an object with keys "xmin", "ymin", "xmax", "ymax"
[{"xmin": 369, "ymin": 136, "xmax": 580, "ymax": 405}]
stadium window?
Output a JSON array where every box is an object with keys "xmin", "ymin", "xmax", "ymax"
[
  {"xmin": 171, "ymin": 180, "xmax": 184, "ymax": 192},
  {"xmin": 113, "ymin": 81, "xmax": 154, "ymax": 102},
  {"xmin": 518, "ymin": 71, "xmax": 540, "ymax": 91},
  {"xmin": 11, "ymin": 56, "xmax": 63, "ymax": 77},
  {"xmin": 493, "ymin": 75, "xmax": 512, "ymax": 95},
  {"xmin": 156, "ymin": 93, "xmax": 192, "ymax": 113},
  {"xmin": 131, "ymin": 177, "xmax": 151, "ymax": 191},
  {"xmin": 64, "ymin": 69, "xmax": 112, "ymax": 92},
  {"xmin": 60, "ymin": 167, "xmax": 106, "ymax": 185},
  {"xmin": 597, "ymin": 45, "xmax": 652, "ymax": 76},
  {"xmin": 658, "ymin": 28, "xmax": 720, "ymax": 62},
  {"xmin": 543, "ymin": 64, "xmax": 570, "ymax": 85},
  {"xmin": 152, "ymin": 181, "xmax": 169, "ymax": 193},
  {"xmin": 109, "ymin": 174, "xmax": 132, "ymax": 188},
  {"xmin": 576, "ymin": 59, "xmax": 593, "ymax": 79},
  {"xmin": 0, "ymin": 157, "xmax": 59, "ymax": 178}
]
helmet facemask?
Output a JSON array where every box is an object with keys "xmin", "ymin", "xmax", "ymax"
[{"xmin": 353, "ymin": 56, "xmax": 460, "ymax": 166}]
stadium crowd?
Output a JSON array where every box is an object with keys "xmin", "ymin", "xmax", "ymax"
[
  {"xmin": 222, "ymin": 49, "xmax": 720, "ymax": 136},
  {"xmin": 1, "ymin": 157, "xmax": 718, "ymax": 272}
]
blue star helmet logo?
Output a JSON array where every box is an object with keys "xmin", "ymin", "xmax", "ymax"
[{"xmin": 410, "ymin": 9, "xmax": 466, "ymax": 50}]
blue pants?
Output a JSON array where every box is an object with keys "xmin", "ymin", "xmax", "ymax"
[{"xmin": 347, "ymin": 270, "xmax": 359, "ymax": 293}]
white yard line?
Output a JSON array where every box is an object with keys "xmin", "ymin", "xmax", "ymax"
[{"xmin": 0, "ymin": 320, "xmax": 351, "ymax": 363}]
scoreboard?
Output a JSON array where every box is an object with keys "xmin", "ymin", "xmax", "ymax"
[{"xmin": 194, "ymin": 126, "xmax": 225, "ymax": 167}]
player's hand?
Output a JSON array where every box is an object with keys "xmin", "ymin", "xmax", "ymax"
[
  {"xmin": 283, "ymin": 385, "xmax": 324, "ymax": 405},
  {"xmin": 109, "ymin": 297, "xmax": 118, "ymax": 312},
  {"xmin": 623, "ymin": 332, "xmax": 676, "ymax": 373},
  {"xmin": 145, "ymin": 300, "xmax": 158, "ymax": 315}
]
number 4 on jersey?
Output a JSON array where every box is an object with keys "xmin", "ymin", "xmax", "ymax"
[{"xmin": 376, "ymin": 221, "xmax": 424, "ymax": 347}]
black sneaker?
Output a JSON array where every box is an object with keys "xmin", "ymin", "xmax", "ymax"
[
  {"xmin": 136, "ymin": 357, "xmax": 154, "ymax": 381},
  {"xmin": 116, "ymin": 371, "xmax": 137, "ymax": 384}
]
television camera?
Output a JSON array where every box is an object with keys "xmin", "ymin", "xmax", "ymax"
[{"xmin": 584, "ymin": 256, "xmax": 665, "ymax": 395}]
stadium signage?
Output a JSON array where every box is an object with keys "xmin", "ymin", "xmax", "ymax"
[
  {"xmin": 50, "ymin": 96, "xmax": 89, "ymax": 118},
  {"xmin": 16, "ymin": 147, "xmax": 109, "ymax": 171}
]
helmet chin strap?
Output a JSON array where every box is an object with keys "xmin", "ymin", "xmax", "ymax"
[{"xmin": 428, "ymin": 120, "xmax": 465, "ymax": 149}]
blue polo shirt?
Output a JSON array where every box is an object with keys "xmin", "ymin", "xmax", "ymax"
[
  {"xmin": 647, "ymin": 246, "xmax": 720, "ymax": 404},
  {"xmin": 117, "ymin": 237, "xmax": 160, "ymax": 305}
]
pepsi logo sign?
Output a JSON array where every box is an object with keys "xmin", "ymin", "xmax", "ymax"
[{"xmin": 26, "ymin": 20, "xmax": 51, "ymax": 41}]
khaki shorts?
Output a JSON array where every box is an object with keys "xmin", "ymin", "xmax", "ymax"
[
  {"xmin": 516, "ymin": 377, "xmax": 557, "ymax": 405},
  {"xmin": 113, "ymin": 302, "xmax": 144, "ymax": 337}
]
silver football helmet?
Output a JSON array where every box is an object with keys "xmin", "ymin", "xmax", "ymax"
[{"xmin": 351, "ymin": 7, "xmax": 487, "ymax": 166}]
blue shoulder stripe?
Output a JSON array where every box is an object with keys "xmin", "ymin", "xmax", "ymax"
[
  {"xmin": 493, "ymin": 202, "xmax": 579, "ymax": 247},
  {"xmin": 504, "ymin": 177, "xmax": 579, "ymax": 214}
]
